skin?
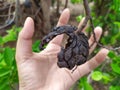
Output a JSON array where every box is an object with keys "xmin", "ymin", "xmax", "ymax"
[{"xmin": 15, "ymin": 8, "xmax": 109, "ymax": 90}]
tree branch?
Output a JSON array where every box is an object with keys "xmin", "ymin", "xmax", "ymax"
[{"xmin": 77, "ymin": 0, "xmax": 120, "ymax": 51}]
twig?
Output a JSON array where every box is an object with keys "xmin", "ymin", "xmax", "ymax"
[
  {"xmin": 15, "ymin": 0, "xmax": 21, "ymax": 26},
  {"xmin": 0, "ymin": 5, "xmax": 9, "ymax": 11},
  {"xmin": 64, "ymin": 0, "xmax": 68, "ymax": 9},
  {"xmin": 0, "ymin": 13, "xmax": 15, "ymax": 30},
  {"xmin": 34, "ymin": 6, "xmax": 43, "ymax": 21},
  {"xmin": 7, "ymin": 3, "xmax": 13, "ymax": 24},
  {"xmin": 76, "ymin": 0, "xmax": 90, "ymax": 33},
  {"xmin": 56, "ymin": 0, "xmax": 60, "ymax": 16},
  {"xmin": 0, "ymin": 14, "xmax": 13, "ymax": 17},
  {"xmin": 0, "ymin": 3, "xmax": 15, "ymax": 30}
]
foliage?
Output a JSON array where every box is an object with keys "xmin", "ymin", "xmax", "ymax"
[
  {"xmin": 92, "ymin": 0, "xmax": 120, "ymax": 46},
  {"xmin": 91, "ymin": 71, "xmax": 103, "ymax": 81},
  {"xmin": 0, "ymin": 27, "xmax": 20, "ymax": 90},
  {"xmin": 90, "ymin": 0, "xmax": 120, "ymax": 90},
  {"xmin": 78, "ymin": 76, "xmax": 93, "ymax": 90},
  {"xmin": 76, "ymin": 15, "xmax": 83, "ymax": 22},
  {"xmin": 89, "ymin": 51, "xmax": 120, "ymax": 90},
  {"xmin": 70, "ymin": 0, "xmax": 82, "ymax": 4},
  {"xmin": 32, "ymin": 40, "xmax": 41, "ymax": 52}
]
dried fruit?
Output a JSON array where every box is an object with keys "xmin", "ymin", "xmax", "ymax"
[{"xmin": 39, "ymin": 25, "xmax": 89, "ymax": 70}]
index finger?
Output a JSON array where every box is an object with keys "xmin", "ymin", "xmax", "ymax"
[{"xmin": 49, "ymin": 8, "xmax": 70, "ymax": 46}]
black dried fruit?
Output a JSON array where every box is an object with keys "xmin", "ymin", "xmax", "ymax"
[{"xmin": 39, "ymin": 25, "xmax": 89, "ymax": 70}]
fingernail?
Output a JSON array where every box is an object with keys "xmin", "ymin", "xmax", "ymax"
[
  {"xmin": 95, "ymin": 26, "xmax": 102, "ymax": 31},
  {"xmin": 94, "ymin": 26, "xmax": 102, "ymax": 35},
  {"xmin": 101, "ymin": 48, "xmax": 109, "ymax": 55},
  {"xmin": 62, "ymin": 8, "xmax": 69, "ymax": 13},
  {"xmin": 24, "ymin": 17, "xmax": 32, "ymax": 26}
]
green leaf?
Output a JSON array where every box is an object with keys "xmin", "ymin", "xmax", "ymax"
[
  {"xmin": 2, "ymin": 28, "xmax": 17, "ymax": 44},
  {"xmin": 108, "ymin": 51, "xmax": 120, "ymax": 62},
  {"xmin": 0, "ymin": 68, "xmax": 10, "ymax": 77},
  {"xmin": 3, "ymin": 47, "xmax": 14, "ymax": 66},
  {"xmin": 91, "ymin": 71, "xmax": 103, "ymax": 81},
  {"xmin": 14, "ymin": 26, "xmax": 22, "ymax": 32},
  {"xmin": 108, "ymin": 51, "xmax": 116, "ymax": 58},
  {"xmin": 0, "ymin": 77, "xmax": 11, "ymax": 90},
  {"xmin": 0, "ymin": 60, "xmax": 7, "ymax": 68},
  {"xmin": 111, "ymin": 62, "xmax": 120, "ymax": 74},
  {"xmin": 76, "ymin": 15, "xmax": 83, "ymax": 22},
  {"xmin": 0, "ymin": 36, "xmax": 3, "ymax": 45},
  {"xmin": 0, "ymin": 84, "xmax": 11, "ymax": 90},
  {"xmin": 32, "ymin": 40, "xmax": 41, "ymax": 52},
  {"xmin": 114, "ymin": 21, "xmax": 120, "ymax": 28},
  {"xmin": 0, "ymin": 53, "xmax": 3, "ymax": 62},
  {"xmin": 78, "ymin": 77, "xmax": 93, "ymax": 90},
  {"xmin": 70, "ymin": 0, "xmax": 81, "ymax": 4},
  {"xmin": 102, "ymin": 73, "xmax": 112, "ymax": 84},
  {"xmin": 83, "ymin": 82, "xmax": 93, "ymax": 90},
  {"xmin": 109, "ymin": 86, "xmax": 120, "ymax": 90}
]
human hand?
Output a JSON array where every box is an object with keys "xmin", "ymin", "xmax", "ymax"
[{"xmin": 16, "ymin": 8, "xmax": 109, "ymax": 90}]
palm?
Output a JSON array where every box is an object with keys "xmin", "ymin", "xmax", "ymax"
[{"xmin": 31, "ymin": 45, "xmax": 75, "ymax": 90}]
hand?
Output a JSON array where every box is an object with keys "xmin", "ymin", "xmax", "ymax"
[{"xmin": 16, "ymin": 8, "xmax": 109, "ymax": 90}]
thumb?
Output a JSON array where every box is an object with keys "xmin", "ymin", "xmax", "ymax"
[{"xmin": 16, "ymin": 17, "xmax": 34, "ymax": 61}]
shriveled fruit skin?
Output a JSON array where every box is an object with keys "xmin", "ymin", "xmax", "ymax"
[{"xmin": 39, "ymin": 25, "xmax": 89, "ymax": 70}]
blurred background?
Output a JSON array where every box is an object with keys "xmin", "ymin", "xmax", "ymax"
[{"xmin": 0, "ymin": 0, "xmax": 120, "ymax": 90}]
